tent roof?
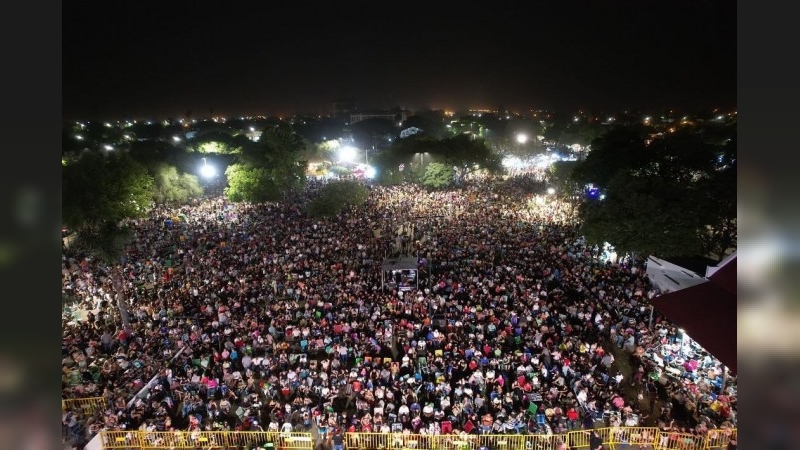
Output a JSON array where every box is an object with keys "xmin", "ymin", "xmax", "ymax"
[
  {"xmin": 649, "ymin": 254, "xmax": 737, "ymax": 374},
  {"xmin": 645, "ymin": 255, "xmax": 707, "ymax": 293},
  {"xmin": 381, "ymin": 256, "xmax": 419, "ymax": 271}
]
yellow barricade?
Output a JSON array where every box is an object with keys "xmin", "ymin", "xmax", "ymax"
[
  {"xmin": 704, "ymin": 427, "xmax": 736, "ymax": 449},
  {"xmin": 98, "ymin": 427, "xmax": 736, "ymax": 450},
  {"xmin": 609, "ymin": 426, "xmax": 659, "ymax": 447},
  {"xmin": 225, "ymin": 430, "xmax": 277, "ymax": 448},
  {"xmin": 62, "ymin": 397, "xmax": 107, "ymax": 416},
  {"xmin": 101, "ymin": 431, "xmax": 143, "ymax": 448},
  {"xmin": 344, "ymin": 432, "xmax": 387, "ymax": 449},
  {"xmin": 101, "ymin": 430, "xmax": 313, "ymax": 449}
]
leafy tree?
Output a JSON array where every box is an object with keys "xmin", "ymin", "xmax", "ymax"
[
  {"xmin": 573, "ymin": 125, "xmax": 737, "ymax": 261},
  {"xmin": 129, "ymin": 139, "xmax": 186, "ymax": 168},
  {"xmin": 548, "ymin": 160, "xmax": 582, "ymax": 218},
  {"xmin": 402, "ymin": 113, "xmax": 447, "ymax": 139},
  {"xmin": 62, "ymin": 150, "xmax": 155, "ymax": 332},
  {"xmin": 62, "ymin": 149, "xmax": 154, "ymax": 231},
  {"xmin": 570, "ymin": 125, "xmax": 649, "ymax": 189},
  {"xmin": 128, "ymin": 121, "xmax": 166, "ymax": 141},
  {"xmin": 435, "ymin": 134, "xmax": 503, "ymax": 182},
  {"xmin": 152, "ymin": 164, "xmax": 204, "ymax": 205},
  {"xmin": 306, "ymin": 140, "xmax": 339, "ymax": 164},
  {"xmin": 694, "ymin": 138, "xmax": 737, "ymax": 260},
  {"xmin": 350, "ymin": 118, "xmax": 397, "ymax": 149},
  {"xmin": 551, "ymin": 121, "xmax": 606, "ymax": 148},
  {"xmin": 373, "ymin": 134, "xmax": 502, "ymax": 185},
  {"xmin": 329, "ymin": 165, "xmax": 351, "ymax": 177},
  {"xmin": 305, "ymin": 180, "xmax": 369, "ymax": 217},
  {"xmin": 224, "ymin": 123, "xmax": 307, "ymax": 202},
  {"xmin": 578, "ymin": 172, "xmax": 704, "ymax": 259},
  {"xmin": 421, "ymin": 162, "xmax": 455, "ymax": 189},
  {"xmin": 224, "ymin": 165, "xmax": 280, "ymax": 203}
]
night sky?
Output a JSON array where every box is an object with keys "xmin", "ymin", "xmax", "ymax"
[{"xmin": 63, "ymin": 1, "xmax": 736, "ymax": 121}]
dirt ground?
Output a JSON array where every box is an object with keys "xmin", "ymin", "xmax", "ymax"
[{"xmin": 604, "ymin": 342, "xmax": 664, "ymax": 428}]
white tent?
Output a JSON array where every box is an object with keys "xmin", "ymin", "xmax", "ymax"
[{"xmin": 645, "ymin": 255, "xmax": 707, "ymax": 293}]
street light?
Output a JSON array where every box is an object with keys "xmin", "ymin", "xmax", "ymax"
[
  {"xmin": 200, "ymin": 157, "xmax": 217, "ymax": 179},
  {"xmin": 338, "ymin": 146, "xmax": 357, "ymax": 163}
]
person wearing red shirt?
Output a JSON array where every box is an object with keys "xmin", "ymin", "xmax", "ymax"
[{"xmin": 566, "ymin": 406, "xmax": 580, "ymax": 429}]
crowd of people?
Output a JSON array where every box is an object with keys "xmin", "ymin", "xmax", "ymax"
[{"xmin": 62, "ymin": 176, "xmax": 737, "ymax": 449}]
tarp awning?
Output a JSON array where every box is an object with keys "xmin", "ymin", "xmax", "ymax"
[{"xmin": 649, "ymin": 253, "xmax": 737, "ymax": 374}]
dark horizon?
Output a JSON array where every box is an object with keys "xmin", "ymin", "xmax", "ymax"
[{"xmin": 63, "ymin": 1, "xmax": 735, "ymax": 122}]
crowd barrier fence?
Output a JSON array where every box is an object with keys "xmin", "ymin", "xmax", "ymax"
[
  {"xmin": 96, "ymin": 427, "xmax": 735, "ymax": 449},
  {"xmin": 62, "ymin": 396, "xmax": 107, "ymax": 416}
]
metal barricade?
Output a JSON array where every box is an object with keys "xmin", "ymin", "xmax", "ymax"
[
  {"xmin": 97, "ymin": 427, "xmax": 736, "ymax": 450},
  {"xmin": 101, "ymin": 430, "xmax": 143, "ymax": 449},
  {"xmin": 62, "ymin": 397, "xmax": 107, "ymax": 416},
  {"xmin": 101, "ymin": 431, "xmax": 313, "ymax": 450}
]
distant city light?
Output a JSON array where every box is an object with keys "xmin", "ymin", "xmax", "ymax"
[
  {"xmin": 104, "ymin": 144, "xmax": 114, "ymax": 151},
  {"xmin": 516, "ymin": 133, "xmax": 528, "ymax": 144}
]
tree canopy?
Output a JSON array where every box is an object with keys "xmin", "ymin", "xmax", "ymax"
[
  {"xmin": 223, "ymin": 123, "xmax": 307, "ymax": 203},
  {"xmin": 151, "ymin": 163, "xmax": 204, "ymax": 205},
  {"xmin": 62, "ymin": 149, "xmax": 154, "ymax": 231},
  {"xmin": 421, "ymin": 162, "xmax": 455, "ymax": 189},
  {"xmin": 373, "ymin": 134, "xmax": 502, "ymax": 184},
  {"xmin": 572, "ymin": 126, "xmax": 736, "ymax": 261}
]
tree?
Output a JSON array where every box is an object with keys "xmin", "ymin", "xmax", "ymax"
[
  {"xmin": 573, "ymin": 125, "xmax": 736, "ymax": 261},
  {"xmin": 548, "ymin": 160, "xmax": 582, "ymax": 219},
  {"xmin": 224, "ymin": 123, "xmax": 307, "ymax": 202},
  {"xmin": 436, "ymin": 134, "xmax": 503, "ymax": 182},
  {"xmin": 350, "ymin": 118, "xmax": 397, "ymax": 150},
  {"xmin": 578, "ymin": 172, "xmax": 704, "ymax": 259},
  {"xmin": 421, "ymin": 162, "xmax": 455, "ymax": 189},
  {"xmin": 62, "ymin": 149, "xmax": 154, "ymax": 231},
  {"xmin": 402, "ymin": 113, "xmax": 448, "ymax": 139},
  {"xmin": 224, "ymin": 165, "xmax": 280, "ymax": 203},
  {"xmin": 305, "ymin": 180, "xmax": 369, "ymax": 217},
  {"xmin": 62, "ymin": 150, "xmax": 155, "ymax": 333},
  {"xmin": 694, "ymin": 138, "xmax": 737, "ymax": 260},
  {"xmin": 570, "ymin": 125, "xmax": 649, "ymax": 189},
  {"xmin": 152, "ymin": 164, "xmax": 204, "ymax": 205}
]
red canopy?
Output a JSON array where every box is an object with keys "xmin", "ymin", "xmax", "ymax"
[{"xmin": 649, "ymin": 254, "xmax": 737, "ymax": 374}]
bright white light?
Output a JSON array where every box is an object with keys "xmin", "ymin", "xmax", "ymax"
[
  {"xmin": 200, "ymin": 163, "xmax": 217, "ymax": 179},
  {"xmin": 502, "ymin": 156, "xmax": 523, "ymax": 168},
  {"xmin": 339, "ymin": 146, "xmax": 357, "ymax": 162},
  {"xmin": 365, "ymin": 166, "xmax": 377, "ymax": 179},
  {"xmin": 104, "ymin": 144, "xmax": 114, "ymax": 151},
  {"xmin": 516, "ymin": 133, "xmax": 528, "ymax": 144},
  {"xmin": 172, "ymin": 136, "xmax": 181, "ymax": 142},
  {"xmin": 75, "ymin": 135, "xmax": 84, "ymax": 140},
  {"xmin": 200, "ymin": 157, "xmax": 217, "ymax": 179},
  {"xmin": 547, "ymin": 187, "xmax": 555, "ymax": 195}
]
